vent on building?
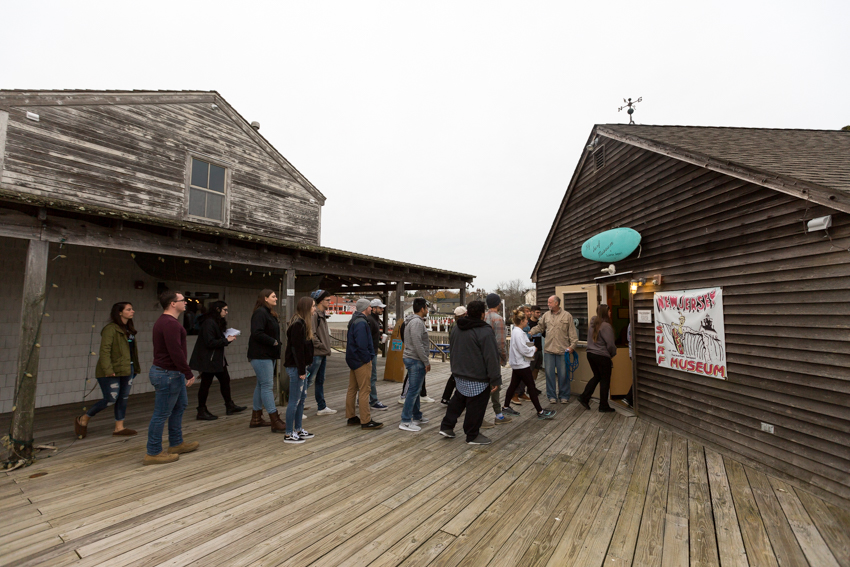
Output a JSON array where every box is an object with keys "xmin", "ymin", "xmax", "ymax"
[{"xmin": 593, "ymin": 145, "xmax": 605, "ymax": 171}]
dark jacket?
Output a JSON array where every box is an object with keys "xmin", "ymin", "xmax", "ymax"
[
  {"xmin": 346, "ymin": 312, "xmax": 375, "ymax": 370},
  {"xmin": 449, "ymin": 316, "xmax": 502, "ymax": 388},
  {"xmin": 284, "ymin": 318, "xmax": 314, "ymax": 375},
  {"xmin": 189, "ymin": 316, "xmax": 231, "ymax": 373},
  {"xmin": 368, "ymin": 312, "xmax": 383, "ymax": 352},
  {"xmin": 96, "ymin": 323, "xmax": 141, "ymax": 378},
  {"xmin": 247, "ymin": 306, "xmax": 281, "ymax": 360}
]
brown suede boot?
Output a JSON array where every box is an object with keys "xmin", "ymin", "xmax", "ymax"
[
  {"xmin": 143, "ymin": 451, "xmax": 179, "ymax": 465},
  {"xmin": 250, "ymin": 410, "xmax": 271, "ymax": 428},
  {"xmin": 268, "ymin": 410, "xmax": 287, "ymax": 434}
]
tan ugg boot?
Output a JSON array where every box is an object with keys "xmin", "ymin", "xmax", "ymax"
[{"xmin": 143, "ymin": 451, "xmax": 179, "ymax": 465}]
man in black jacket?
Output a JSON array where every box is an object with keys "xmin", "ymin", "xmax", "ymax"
[
  {"xmin": 439, "ymin": 300, "xmax": 502, "ymax": 445},
  {"xmin": 368, "ymin": 299, "xmax": 388, "ymax": 411}
]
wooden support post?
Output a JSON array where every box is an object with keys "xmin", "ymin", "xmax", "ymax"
[
  {"xmin": 7, "ymin": 239, "xmax": 49, "ymax": 465},
  {"xmin": 274, "ymin": 277, "xmax": 283, "ymax": 404},
  {"xmin": 381, "ymin": 294, "xmax": 388, "ymax": 357},
  {"xmin": 279, "ymin": 270, "xmax": 296, "ymax": 403},
  {"xmin": 395, "ymin": 281, "xmax": 404, "ymax": 329},
  {"xmin": 459, "ymin": 287, "xmax": 466, "ymax": 307}
]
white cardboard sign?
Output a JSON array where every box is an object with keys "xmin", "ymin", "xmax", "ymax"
[{"xmin": 654, "ymin": 287, "xmax": 726, "ymax": 380}]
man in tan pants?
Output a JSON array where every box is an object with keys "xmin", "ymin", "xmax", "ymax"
[{"xmin": 345, "ymin": 298, "xmax": 383, "ymax": 430}]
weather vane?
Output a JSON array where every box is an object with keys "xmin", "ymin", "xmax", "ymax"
[{"xmin": 618, "ymin": 97, "xmax": 642, "ymax": 124}]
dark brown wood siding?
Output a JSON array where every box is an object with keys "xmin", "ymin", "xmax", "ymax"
[
  {"xmin": 535, "ymin": 138, "xmax": 850, "ymax": 506},
  {"xmin": 0, "ymin": 102, "xmax": 321, "ymax": 244}
]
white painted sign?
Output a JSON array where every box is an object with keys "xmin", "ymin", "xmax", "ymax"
[
  {"xmin": 286, "ymin": 289, "xmax": 295, "ymax": 296},
  {"xmin": 654, "ymin": 287, "xmax": 726, "ymax": 380},
  {"xmin": 637, "ymin": 309, "xmax": 652, "ymax": 323}
]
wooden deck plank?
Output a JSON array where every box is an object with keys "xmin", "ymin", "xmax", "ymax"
[
  {"xmin": 632, "ymin": 428, "xmax": 673, "ymax": 567},
  {"xmin": 567, "ymin": 419, "xmax": 650, "ymax": 567},
  {"xmin": 545, "ymin": 418, "xmax": 638, "ymax": 567},
  {"xmin": 688, "ymin": 440, "xmax": 720, "ymax": 567},
  {"xmin": 705, "ymin": 448, "xmax": 748, "ymax": 567},
  {"xmin": 602, "ymin": 422, "xmax": 661, "ymax": 566},
  {"xmin": 743, "ymin": 466, "xmax": 809, "ymax": 567},
  {"xmin": 662, "ymin": 433, "xmax": 690, "ymax": 567},
  {"xmin": 793, "ymin": 486, "xmax": 850, "ymax": 567},
  {"xmin": 2, "ymin": 360, "xmax": 847, "ymax": 567},
  {"xmin": 769, "ymin": 477, "xmax": 841, "ymax": 567},
  {"xmin": 724, "ymin": 457, "xmax": 779, "ymax": 567}
]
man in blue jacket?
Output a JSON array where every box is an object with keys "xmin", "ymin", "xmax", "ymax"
[{"xmin": 346, "ymin": 298, "xmax": 383, "ymax": 430}]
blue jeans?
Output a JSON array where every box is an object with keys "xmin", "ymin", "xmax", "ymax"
[
  {"xmin": 87, "ymin": 374, "xmax": 134, "ymax": 421},
  {"xmin": 250, "ymin": 359, "xmax": 278, "ymax": 414},
  {"xmin": 401, "ymin": 358, "xmax": 425, "ymax": 423},
  {"xmin": 285, "ymin": 366, "xmax": 312, "ymax": 434},
  {"xmin": 308, "ymin": 356, "xmax": 328, "ymax": 410},
  {"xmin": 370, "ymin": 354, "xmax": 379, "ymax": 405},
  {"xmin": 543, "ymin": 352, "xmax": 570, "ymax": 401},
  {"xmin": 146, "ymin": 366, "xmax": 187, "ymax": 456}
]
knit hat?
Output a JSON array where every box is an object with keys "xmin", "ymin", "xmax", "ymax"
[
  {"xmin": 310, "ymin": 289, "xmax": 330, "ymax": 303},
  {"xmin": 355, "ymin": 298, "xmax": 371, "ymax": 313},
  {"xmin": 370, "ymin": 298, "xmax": 386, "ymax": 308},
  {"xmin": 454, "ymin": 306, "xmax": 467, "ymax": 316},
  {"xmin": 485, "ymin": 293, "xmax": 501, "ymax": 309}
]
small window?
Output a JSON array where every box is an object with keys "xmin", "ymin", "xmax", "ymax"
[
  {"xmin": 188, "ymin": 157, "xmax": 227, "ymax": 221},
  {"xmin": 593, "ymin": 146, "xmax": 605, "ymax": 171}
]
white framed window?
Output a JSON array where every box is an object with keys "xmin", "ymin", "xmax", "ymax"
[{"xmin": 186, "ymin": 155, "xmax": 230, "ymax": 223}]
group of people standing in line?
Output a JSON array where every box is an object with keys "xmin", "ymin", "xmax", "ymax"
[{"xmin": 73, "ymin": 286, "xmax": 623, "ymax": 462}]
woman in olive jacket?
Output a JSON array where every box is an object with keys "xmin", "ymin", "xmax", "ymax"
[
  {"xmin": 247, "ymin": 289, "xmax": 284, "ymax": 431},
  {"xmin": 189, "ymin": 301, "xmax": 246, "ymax": 420},
  {"xmin": 74, "ymin": 302, "xmax": 140, "ymax": 438}
]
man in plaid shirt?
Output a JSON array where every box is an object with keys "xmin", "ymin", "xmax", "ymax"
[{"xmin": 484, "ymin": 294, "xmax": 511, "ymax": 425}]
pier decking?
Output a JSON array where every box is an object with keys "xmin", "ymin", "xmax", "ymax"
[{"xmin": 1, "ymin": 358, "xmax": 847, "ymax": 566}]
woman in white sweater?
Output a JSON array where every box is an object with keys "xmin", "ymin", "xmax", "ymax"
[{"xmin": 502, "ymin": 309, "xmax": 556, "ymax": 420}]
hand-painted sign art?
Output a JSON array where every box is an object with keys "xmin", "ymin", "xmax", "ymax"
[
  {"xmin": 654, "ymin": 288, "xmax": 726, "ymax": 380},
  {"xmin": 581, "ymin": 228, "xmax": 642, "ymax": 262},
  {"xmin": 391, "ymin": 339, "xmax": 403, "ymax": 352}
]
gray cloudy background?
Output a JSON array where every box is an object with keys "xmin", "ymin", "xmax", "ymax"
[{"xmin": 2, "ymin": 1, "xmax": 848, "ymax": 291}]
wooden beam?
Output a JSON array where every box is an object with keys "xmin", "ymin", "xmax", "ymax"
[
  {"xmin": 0, "ymin": 92, "xmax": 216, "ymax": 107},
  {"xmin": 0, "ymin": 207, "xmax": 472, "ymax": 289},
  {"xmin": 7, "ymin": 239, "xmax": 49, "ymax": 465},
  {"xmin": 396, "ymin": 281, "xmax": 404, "ymax": 327},
  {"xmin": 0, "ymin": 110, "xmax": 7, "ymax": 180}
]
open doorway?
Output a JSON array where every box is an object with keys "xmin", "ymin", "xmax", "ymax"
[{"xmin": 600, "ymin": 282, "xmax": 634, "ymax": 408}]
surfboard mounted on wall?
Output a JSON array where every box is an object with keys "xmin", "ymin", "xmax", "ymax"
[{"xmin": 581, "ymin": 228, "xmax": 641, "ymax": 262}]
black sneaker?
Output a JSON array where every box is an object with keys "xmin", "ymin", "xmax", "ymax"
[
  {"xmin": 347, "ymin": 416, "xmax": 361, "ymax": 426},
  {"xmin": 537, "ymin": 409, "xmax": 556, "ymax": 420},
  {"xmin": 502, "ymin": 406, "xmax": 520, "ymax": 416},
  {"xmin": 283, "ymin": 433, "xmax": 304, "ymax": 444},
  {"xmin": 439, "ymin": 429, "xmax": 456, "ymax": 438},
  {"xmin": 370, "ymin": 401, "xmax": 389, "ymax": 411},
  {"xmin": 599, "ymin": 407, "xmax": 616, "ymax": 413},
  {"xmin": 578, "ymin": 398, "xmax": 591, "ymax": 411},
  {"xmin": 440, "ymin": 399, "xmax": 450, "ymax": 405},
  {"xmin": 361, "ymin": 420, "xmax": 384, "ymax": 430},
  {"xmin": 466, "ymin": 434, "xmax": 492, "ymax": 445},
  {"xmin": 298, "ymin": 429, "xmax": 315, "ymax": 439}
]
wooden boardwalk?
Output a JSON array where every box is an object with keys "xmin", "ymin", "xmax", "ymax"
[{"xmin": 1, "ymin": 358, "xmax": 848, "ymax": 567}]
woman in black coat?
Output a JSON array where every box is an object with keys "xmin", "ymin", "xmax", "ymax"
[{"xmin": 189, "ymin": 301, "xmax": 247, "ymax": 420}]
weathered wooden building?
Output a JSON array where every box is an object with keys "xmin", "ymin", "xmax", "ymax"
[
  {"xmin": 0, "ymin": 90, "xmax": 473, "ymax": 460},
  {"xmin": 532, "ymin": 125, "xmax": 850, "ymax": 507}
]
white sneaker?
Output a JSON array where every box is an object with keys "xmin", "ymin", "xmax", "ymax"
[
  {"xmin": 399, "ymin": 422, "xmax": 421, "ymax": 432},
  {"xmin": 413, "ymin": 417, "xmax": 430, "ymax": 425},
  {"xmin": 316, "ymin": 407, "xmax": 337, "ymax": 416},
  {"xmin": 398, "ymin": 397, "xmax": 405, "ymax": 405},
  {"xmin": 420, "ymin": 396, "xmax": 436, "ymax": 403}
]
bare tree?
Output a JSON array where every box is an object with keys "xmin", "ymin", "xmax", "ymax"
[{"xmin": 494, "ymin": 279, "xmax": 529, "ymax": 316}]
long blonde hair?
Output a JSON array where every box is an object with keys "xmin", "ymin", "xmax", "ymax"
[{"xmin": 289, "ymin": 296, "xmax": 315, "ymax": 340}]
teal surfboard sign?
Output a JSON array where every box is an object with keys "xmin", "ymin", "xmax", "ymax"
[{"xmin": 581, "ymin": 228, "xmax": 642, "ymax": 262}]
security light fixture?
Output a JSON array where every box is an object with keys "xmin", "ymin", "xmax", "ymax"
[{"xmin": 807, "ymin": 215, "xmax": 832, "ymax": 233}]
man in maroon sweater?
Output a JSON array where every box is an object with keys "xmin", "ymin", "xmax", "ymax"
[{"xmin": 145, "ymin": 291, "xmax": 199, "ymax": 465}]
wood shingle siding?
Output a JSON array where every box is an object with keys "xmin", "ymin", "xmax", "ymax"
[
  {"xmin": 1, "ymin": 98, "xmax": 322, "ymax": 245},
  {"xmin": 534, "ymin": 131, "xmax": 850, "ymax": 507}
]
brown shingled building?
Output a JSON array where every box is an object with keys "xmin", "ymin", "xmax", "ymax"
[{"xmin": 532, "ymin": 125, "xmax": 850, "ymax": 507}]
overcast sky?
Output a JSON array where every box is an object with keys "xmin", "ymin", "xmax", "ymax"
[{"xmin": 2, "ymin": 1, "xmax": 848, "ymax": 291}]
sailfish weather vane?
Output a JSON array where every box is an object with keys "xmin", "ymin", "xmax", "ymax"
[{"xmin": 618, "ymin": 97, "xmax": 642, "ymax": 124}]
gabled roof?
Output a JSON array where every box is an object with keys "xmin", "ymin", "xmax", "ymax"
[
  {"xmin": 0, "ymin": 89, "xmax": 326, "ymax": 204},
  {"xmin": 532, "ymin": 124, "xmax": 850, "ymax": 281}
]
